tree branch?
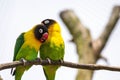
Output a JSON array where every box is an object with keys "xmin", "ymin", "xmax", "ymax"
[
  {"xmin": 60, "ymin": 5, "xmax": 120, "ymax": 80},
  {"xmin": 92, "ymin": 6, "xmax": 120, "ymax": 56},
  {"xmin": 60, "ymin": 8, "xmax": 96, "ymax": 80},
  {"xmin": 0, "ymin": 59, "xmax": 120, "ymax": 72}
]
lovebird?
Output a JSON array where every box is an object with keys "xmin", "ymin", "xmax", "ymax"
[
  {"xmin": 11, "ymin": 24, "xmax": 48, "ymax": 80},
  {"xmin": 40, "ymin": 19, "xmax": 65, "ymax": 80}
]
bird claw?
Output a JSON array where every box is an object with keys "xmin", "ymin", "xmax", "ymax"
[
  {"xmin": 36, "ymin": 58, "xmax": 41, "ymax": 61},
  {"xmin": 20, "ymin": 58, "xmax": 27, "ymax": 66},
  {"xmin": 36, "ymin": 58, "xmax": 42, "ymax": 64},
  {"xmin": 46, "ymin": 58, "xmax": 51, "ymax": 64},
  {"xmin": 59, "ymin": 59, "xmax": 64, "ymax": 64}
]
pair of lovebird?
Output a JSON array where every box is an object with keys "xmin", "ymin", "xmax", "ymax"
[{"xmin": 11, "ymin": 19, "xmax": 65, "ymax": 80}]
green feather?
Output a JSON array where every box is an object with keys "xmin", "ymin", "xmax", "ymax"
[
  {"xmin": 40, "ymin": 40, "xmax": 64, "ymax": 80},
  {"xmin": 40, "ymin": 42, "xmax": 64, "ymax": 60},
  {"xmin": 12, "ymin": 32, "xmax": 39, "ymax": 80},
  {"xmin": 13, "ymin": 33, "xmax": 25, "ymax": 61},
  {"xmin": 12, "ymin": 44, "xmax": 38, "ymax": 80},
  {"xmin": 39, "ymin": 19, "xmax": 65, "ymax": 80},
  {"xmin": 43, "ymin": 65, "xmax": 59, "ymax": 80},
  {"xmin": 16, "ymin": 46, "xmax": 38, "ymax": 61},
  {"xmin": 14, "ymin": 45, "xmax": 38, "ymax": 80}
]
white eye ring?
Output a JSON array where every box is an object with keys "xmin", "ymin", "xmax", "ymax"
[
  {"xmin": 39, "ymin": 29, "xmax": 43, "ymax": 33},
  {"xmin": 44, "ymin": 20, "xmax": 50, "ymax": 24}
]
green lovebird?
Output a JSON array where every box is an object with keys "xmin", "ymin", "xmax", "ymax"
[
  {"xmin": 11, "ymin": 24, "xmax": 48, "ymax": 80},
  {"xmin": 40, "ymin": 19, "xmax": 65, "ymax": 80}
]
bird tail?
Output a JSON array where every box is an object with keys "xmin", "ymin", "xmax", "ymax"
[
  {"xmin": 15, "ymin": 65, "xmax": 32, "ymax": 80},
  {"xmin": 43, "ymin": 65, "xmax": 59, "ymax": 80},
  {"xmin": 15, "ymin": 66, "xmax": 26, "ymax": 80},
  {"xmin": 11, "ymin": 68, "xmax": 15, "ymax": 76}
]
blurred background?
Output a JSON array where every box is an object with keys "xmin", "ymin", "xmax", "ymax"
[{"xmin": 0, "ymin": 0, "xmax": 120, "ymax": 80}]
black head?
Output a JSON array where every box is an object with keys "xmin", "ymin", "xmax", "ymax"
[
  {"xmin": 34, "ymin": 24, "xmax": 48, "ymax": 43},
  {"xmin": 41, "ymin": 19, "xmax": 56, "ymax": 28}
]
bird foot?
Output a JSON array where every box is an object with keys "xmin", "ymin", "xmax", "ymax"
[
  {"xmin": 36, "ymin": 58, "xmax": 42, "ymax": 63},
  {"xmin": 46, "ymin": 58, "xmax": 51, "ymax": 64},
  {"xmin": 36, "ymin": 58, "xmax": 41, "ymax": 61},
  {"xmin": 59, "ymin": 59, "xmax": 64, "ymax": 64},
  {"xmin": 20, "ymin": 58, "xmax": 27, "ymax": 66}
]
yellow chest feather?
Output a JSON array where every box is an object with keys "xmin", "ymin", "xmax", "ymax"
[
  {"xmin": 47, "ymin": 23, "xmax": 64, "ymax": 46},
  {"xmin": 49, "ymin": 32, "xmax": 64, "ymax": 46},
  {"xmin": 24, "ymin": 29, "xmax": 41, "ymax": 51}
]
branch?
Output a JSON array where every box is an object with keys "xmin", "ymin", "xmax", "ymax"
[
  {"xmin": 60, "ymin": 8, "xmax": 96, "ymax": 80},
  {"xmin": 59, "ymin": 5, "xmax": 120, "ymax": 80},
  {"xmin": 92, "ymin": 6, "xmax": 120, "ymax": 55},
  {"xmin": 0, "ymin": 59, "xmax": 120, "ymax": 72}
]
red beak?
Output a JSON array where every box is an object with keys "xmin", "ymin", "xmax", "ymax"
[{"xmin": 40, "ymin": 32, "xmax": 48, "ymax": 43}]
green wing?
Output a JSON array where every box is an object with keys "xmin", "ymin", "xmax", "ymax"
[{"xmin": 13, "ymin": 32, "xmax": 25, "ymax": 61}]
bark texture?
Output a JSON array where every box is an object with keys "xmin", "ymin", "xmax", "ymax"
[{"xmin": 60, "ymin": 6, "xmax": 120, "ymax": 80}]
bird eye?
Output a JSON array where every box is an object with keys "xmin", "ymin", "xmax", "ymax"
[
  {"xmin": 39, "ymin": 29, "xmax": 43, "ymax": 33},
  {"xmin": 44, "ymin": 20, "xmax": 50, "ymax": 24}
]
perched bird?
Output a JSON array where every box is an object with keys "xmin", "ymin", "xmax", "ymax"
[
  {"xmin": 11, "ymin": 24, "xmax": 48, "ymax": 80},
  {"xmin": 40, "ymin": 19, "xmax": 65, "ymax": 80}
]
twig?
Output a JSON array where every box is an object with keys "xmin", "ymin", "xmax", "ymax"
[{"xmin": 0, "ymin": 59, "xmax": 120, "ymax": 72}]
